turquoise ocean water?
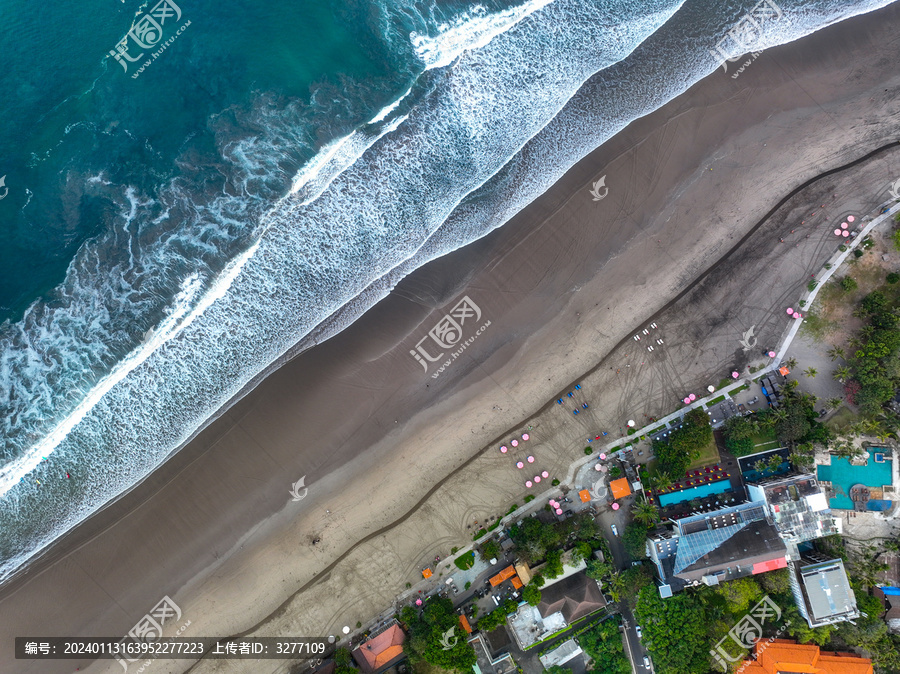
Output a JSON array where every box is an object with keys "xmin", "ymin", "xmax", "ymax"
[{"xmin": 0, "ymin": 0, "xmax": 893, "ymax": 580}]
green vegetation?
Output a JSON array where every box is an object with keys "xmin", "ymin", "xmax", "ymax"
[
  {"xmin": 635, "ymin": 586, "xmax": 710, "ymax": 674},
  {"xmin": 480, "ymin": 539, "xmax": 501, "ymax": 561},
  {"xmin": 464, "ymin": 581, "xmax": 471, "ymax": 590},
  {"xmin": 524, "ymin": 494, "xmax": 535, "ymax": 503},
  {"xmin": 522, "ymin": 583, "xmax": 541, "ymax": 606},
  {"xmin": 584, "ymin": 446, "xmax": 593, "ymax": 455},
  {"xmin": 888, "ymin": 272, "xmax": 900, "ymax": 284},
  {"xmin": 707, "ymin": 394, "xmax": 726, "ymax": 405},
  {"xmin": 892, "ymin": 227, "xmax": 900, "ymax": 250},
  {"xmin": 722, "ymin": 415, "xmax": 758, "ymax": 456},
  {"xmin": 577, "ymin": 619, "xmax": 631, "ymax": 674},
  {"xmin": 853, "ymin": 249, "xmax": 864, "ymax": 259},
  {"xmin": 551, "ymin": 478, "xmax": 560, "ymax": 486},
  {"xmin": 400, "ymin": 598, "xmax": 478, "ymax": 673},
  {"xmin": 808, "ymin": 280, "xmax": 819, "ymax": 291},
  {"xmin": 632, "ymin": 496, "xmax": 660, "ymax": 526},
  {"xmin": 623, "ymin": 522, "xmax": 649, "ymax": 560},
  {"xmin": 508, "ymin": 512, "xmax": 601, "ymax": 565},
  {"xmin": 475, "ymin": 599, "xmax": 518, "ymax": 632},
  {"xmin": 335, "ymin": 647, "xmax": 357, "ymax": 674},
  {"xmin": 652, "ymin": 408, "xmax": 713, "ymax": 478},
  {"xmin": 544, "ymin": 549, "xmax": 564, "ymax": 579},
  {"xmin": 472, "ymin": 528, "xmax": 487, "ymax": 541},
  {"xmin": 608, "ymin": 465, "xmax": 622, "ymax": 478}
]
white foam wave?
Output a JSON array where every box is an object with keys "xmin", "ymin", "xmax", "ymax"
[
  {"xmin": 411, "ymin": 0, "xmax": 556, "ymax": 69},
  {"xmin": 0, "ymin": 242, "xmax": 258, "ymax": 497}
]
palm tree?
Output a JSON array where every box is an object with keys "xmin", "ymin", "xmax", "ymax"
[
  {"xmin": 833, "ymin": 365, "xmax": 851, "ymax": 383},
  {"xmin": 785, "ymin": 357, "xmax": 798, "ymax": 369},
  {"xmin": 827, "ymin": 397, "xmax": 843, "ymax": 410},
  {"xmin": 827, "ymin": 346, "xmax": 845, "ymax": 362},
  {"xmin": 753, "ymin": 459, "xmax": 768, "ymax": 473},
  {"xmin": 772, "ymin": 408, "xmax": 789, "ymax": 423},
  {"xmin": 847, "ymin": 336, "xmax": 863, "ymax": 350},
  {"xmin": 851, "ymin": 548, "xmax": 890, "ymax": 590},
  {"xmin": 653, "ymin": 471, "xmax": 673, "ymax": 492},
  {"xmin": 633, "ymin": 497, "xmax": 660, "ymax": 527},
  {"xmin": 607, "ymin": 572, "xmax": 626, "ymax": 602},
  {"xmin": 784, "ymin": 379, "xmax": 800, "ymax": 392},
  {"xmin": 803, "ymin": 367, "xmax": 818, "ymax": 378}
]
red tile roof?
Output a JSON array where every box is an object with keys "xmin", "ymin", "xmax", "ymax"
[{"xmin": 352, "ymin": 625, "xmax": 406, "ymax": 674}]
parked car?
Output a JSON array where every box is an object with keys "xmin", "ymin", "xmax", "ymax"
[
  {"xmin": 635, "ymin": 625, "xmax": 642, "ymax": 639},
  {"xmin": 611, "ymin": 524, "xmax": 619, "ymax": 536},
  {"xmin": 643, "ymin": 656, "xmax": 651, "ymax": 669}
]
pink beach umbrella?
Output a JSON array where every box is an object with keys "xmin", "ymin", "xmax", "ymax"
[
  {"xmin": 683, "ymin": 397, "xmax": 691, "ymax": 404},
  {"xmin": 768, "ymin": 351, "xmax": 776, "ymax": 357},
  {"xmin": 842, "ymin": 230, "xmax": 850, "ymax": 238},
  {"xmin": 848, "ymin": 215, "xmax": 855, "ymax": 222},
  {"xmin": 550, "ymin": 500, "xmax": 558, "ymax": 507},
  {"xmin": 612, "ymin": 502, "xmax": 620, "ymax": 510},
  {"xmin": 599, "ymin": 453, "xmax": 607, "ymax": 460},
  {"xmin": 542, "ymin": 470, "xmax": 549, "ymax": 478},
  {"xmin": 525, "ymin": 480, "xmax": 533, "ymax": 488},
  {"xmin": 511, "ymin": 439, "xmax": 518, "ymax": 447},
  {"xmin": 841, "ymin": 222, "xmax": 848, "ymax": 229},
  {"xmin": 689, "ymin": 393, "xmax": 697, "ymax": 401},
  {"xmin": 786, "ymin": 307, "xmax": 793, "ymax": 314},
  {"xmin": 834, "ymin": 229, "xmax": 842, "ymax": 236},
  {"xmin": 522, "ymin": 433, "xmax": 530, "ymax": 441},
  {"xmin": 516, "ymin": 461, "xmax": 524, "ymax": 469},
  {"xmin": 534, "ymin": 476, "xmax": 541, "ymax": 483},
  {"xmin": 732, "ymin": 371, "xmax": 739, "ymax": 378},
  {"xmin": 500, "ymin": 446, "xmax": 508, "ymax": 453},
  {"xmin": 416, "ymin": 598, "xmax": 423, "ymax": 606},
  {"xmin": 527, "ymin": 456, "xmax": 535, "ymax": 463},
  {"xmin": 795, "ymin": 313, "xmax": 803, "ymax": 319},
  {"xmin": 594, "ymin": 464, "xmax": 603, "ymax": 471},
  {"xmin": 555, "ymin": 508, "xmax": 563, "ymax": 515}
]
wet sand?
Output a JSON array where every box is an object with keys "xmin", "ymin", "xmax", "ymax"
[{"xmin": 3, "ymin": 4, "xmax": 900, "ymax": 673}]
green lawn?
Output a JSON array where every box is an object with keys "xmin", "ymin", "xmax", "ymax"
[
  {"xmin": 707, "ymin": 395, "xmax": 726, "ymax": 405},
  {"xmin": 686, "ymin": 438, "xmax": 721, "ymax": 471},
  {"xmin": 732, "ymin": 383, "xmax": 749, "ymax": 394},
  {"xmin": 748, "ymin": 428, "xmax": 779, "ymax": 450},
  {"xmin": 826, "ymin": 406, "xmax": 857, "ymax": 432}
]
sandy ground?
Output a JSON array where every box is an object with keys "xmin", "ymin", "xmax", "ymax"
[{"xmin": 4, "ymin": 5, "xmax": 900, "ymax": 674}]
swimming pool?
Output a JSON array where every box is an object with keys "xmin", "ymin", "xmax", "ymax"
[
  {"xmin": 817, "ymin": 453, "xmax": 894, "ymax": 510},
  {"xmin": 658, "ymin": 479, "xmax": 731, "ymax": 507}
]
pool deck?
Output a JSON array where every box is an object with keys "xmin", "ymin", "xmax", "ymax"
[{"xmin": 817, "ymin": 452, "xmax": 894, "ymax": 511}]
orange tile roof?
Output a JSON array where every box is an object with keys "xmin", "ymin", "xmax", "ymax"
[
  {"xmin": 779, "ymin": 366, "xmax": 791, "ymax": 376},
  {"xmin": 422, "ymin": 568, "xmax": 432, "ymax": 579},
  {"xmin": 610, "ymin": 477, "xmax": 632, "ymax": 500},
  {"xmin": 511, "ymin": 576, "xmax": 523, "ymax": 589},
  {"xmin": 490, "ymin": 565, "xmax": 516, "ymax": 586},
  {"xmin": 741, "ymin": 639, "xmax": 873, "ymax": 674},
  {"xmin": 459, "ymin": 614, "xmax": 472, "ymax": 634},
  {"xmin": 579, "ymin": 489, "xmax": 592, "ymax": 503},
  {"xmin": 353, "ymin": 625, "xmax": 406, "ymax": 673}
]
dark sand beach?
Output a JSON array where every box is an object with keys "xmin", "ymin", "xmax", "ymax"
[{"xmin": 4, "ymin": 5, "xmax": 900, "ymax": 673}]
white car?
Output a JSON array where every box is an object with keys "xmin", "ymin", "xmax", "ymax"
[
  {"xmin": 643, "ymin": 656, "xmax": 651, "ymax": 669},
  {"xmin": 611, "ymin": 524, "xmax": 619, "ymax": 536},
  {"xmin": 635, "ymin": 625, "xmax": 642, "ymax": 639}
]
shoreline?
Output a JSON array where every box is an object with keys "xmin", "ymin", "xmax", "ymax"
[{"xmin": 3, "ymin": 4, "xmax": 900, "ymax": 673}]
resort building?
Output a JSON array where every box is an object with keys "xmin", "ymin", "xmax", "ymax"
[
  {"xmin": 507, "ymin": 571, "xmax": 606, "ymax": 649},
  {"xmin": 351, "ymin": 622, "xmax": 407, "ymax": 674},
  {"xmin": 789, "ymin": 555, "xmax": 860, "ymax": 628},
  {"xmin": 468, "ymin": 632, "xmax": 517, "ymax": 674},
  {"xmin": 738, "ymin": 639, "xmax": 873, "ymax": 674},
  {"xmin": 538, "ymin": 639, "xmax": 584, "ymax": 669},
  {"xmin": 647, "ymin": 502, "xmax": 788, "ymax": 595},
  {"xmin": 873, "ymin": 586, "xmax": 900, "ymax": 634},
  {"xmin": 746, "ymin": 473, "xmax": 841, "ymax": 545},
  {"xmin": 816, "ymin": 448, "xmax": 895, "ymax": 512},
  {"xmin": 489, "ymin": 565, "xmax": 523, "ymax": 591}
]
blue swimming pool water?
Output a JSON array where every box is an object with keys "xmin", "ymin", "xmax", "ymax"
[
  {"xmin": 659, "ymin": 479, "xmax": 731, "ymax": 507},
  {"xmin": 817, "ymin": 453, "xmax": 893, "ymax": 510}
]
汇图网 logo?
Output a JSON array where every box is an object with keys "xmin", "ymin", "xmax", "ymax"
[
  {"xmin": 710, "ymin": 0, "xmax": 782, "ymax": 76},
  {"xmin": 108, "ymin": 0, "xmax": 191, "ymax": 79},
  {"xmin": 710, "ymin": 595, "xmax": 790, "ymax": 672},
  {"xmin": 889, "ymin": 177, "xmax": 900, "ymax": 200},
  {"xmin": 410, "ymin": 296, "xmax": 491, "ymax": 378}
]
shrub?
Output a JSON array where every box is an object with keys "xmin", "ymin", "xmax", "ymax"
[
  {"xmin": 824, "ymin": 263, "xmax": 832, "ymax": 270},
  {"xmin": 839, "ymin": 244, "xmax": 848, "ymax": 252},
  {"xmin": 451, "ymin": 546, "xmax": 458, "ymax": 554},
  {"xmin": 465, "ymin": 581, "xmax": 471, "ymax": 590},
  {"xmin": 551, "ymin": 478, "xmax": 560, "ymax": 486},
  {"xmin": 853, "ymin": 249, "xmax": 864, "ymax": 258},
  {"xmin": 522, "ymin": 584, "xmax": 542, "ymax": 606},
  {"xmin": 799, "ymin": 300, "xmax": 806, "ymax": 307},
  {"xmin": 843, "ymin": 380, "xmax": 861, "ymax": 405},
  {"xmin": 609, "ymin": 465, "xmax": 622, "ymax": 478},
  {"xmin": 887, "ymin": 272, "xmax": 900, "ymax": 284},
  {"xmin": 808, "ymin": 280, "xmax": 818, "ymax": 292},
  {"xmin": 584, "ymin": 446, "xmax": 593, "ymax": 455},
  {"xmin": 840, "ymin": 276, "xmax": 857, "ymax": 292},
  {"xmin": 524, "ymin": 494, "xmax": 535, "ymax": 503},
  {"xmin": 892, "ymin": 228, "xmax": 900, "ymax": 250}
]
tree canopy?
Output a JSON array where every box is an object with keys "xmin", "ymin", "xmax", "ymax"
[
  {"xmin": 653, "ymin": 408, "xmax": 713, "ymax": 477},
  {"xmin": 401, "ymin": 597, "xmax": 477, "ymax": 673},
  {"xmin": 635, "ymin": 586, "xmax": 710, "ymax": 674}
]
